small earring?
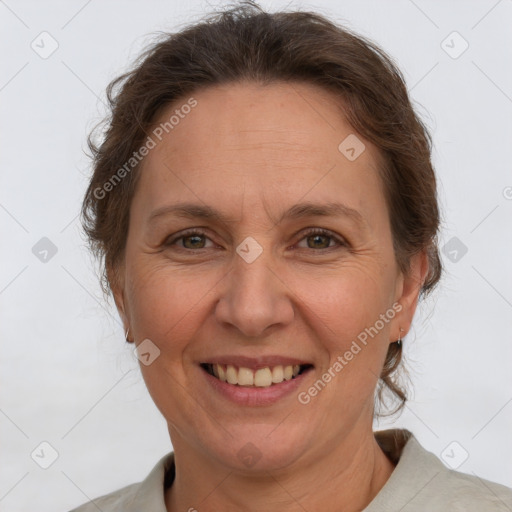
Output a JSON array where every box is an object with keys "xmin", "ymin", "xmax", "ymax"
[
  {"xmin": 125, "ymin": 327, "xmax": 131, "ymax": 343},
  {"xmin": 397, "ymin": 327, "xmax": 404, "ymax": 347}
]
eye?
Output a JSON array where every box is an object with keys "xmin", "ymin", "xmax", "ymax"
[
  {"xmin": 165, "ymin": 229, "xmax": 216, "ymax": 250},
  {"xmin": 295, "ymin": 228, "xmax": 346, "ymax": 250},
  {"xmin": 165, "ymin": 228, "xmax": 346, "ymax": 252}
]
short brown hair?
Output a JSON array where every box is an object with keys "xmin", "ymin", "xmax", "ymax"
[{"xmin": 81, "ymin": 0, "xmax": 442, "ymax": 415}]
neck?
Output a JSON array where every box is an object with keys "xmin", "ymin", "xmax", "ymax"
[{"xmin": 164, "ymin": 427, "xmax": 395, "ymax": 512}]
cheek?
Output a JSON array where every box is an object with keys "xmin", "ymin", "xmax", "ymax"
[
  {"xmin": 123, "ymin": 262, "xmax": 215, "ymax": 422},
  {"xmin": 303, "ymin": 265, "xmax": 393, "ymax": 335},
  {"xmin": 126, "ymin": 254, "xmax": 394, "ymax": 344},
  {"xmin": 301, "ymin": 267, "xmax": 394, "ymax": 392},
  {"xmin": 125, "ymin": 239, "xmax": 396, "ymax": 357},
  {"xmin": 125, "ymin": 260, "xmax": 210, "ymax": 354}
]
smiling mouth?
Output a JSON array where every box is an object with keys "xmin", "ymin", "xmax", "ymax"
[{"xmin": 201, "ymin": 363, "xmax": 313, "ymax": 388}]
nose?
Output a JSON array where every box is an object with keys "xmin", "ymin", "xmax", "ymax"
[{"xmin": 214, "ymin": 243, "xmax": 295, "ymax": 339}]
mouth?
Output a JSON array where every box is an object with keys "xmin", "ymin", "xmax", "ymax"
[{"xmin": 200, "ymin": 363, "xmax": 314, "ymax": 388}]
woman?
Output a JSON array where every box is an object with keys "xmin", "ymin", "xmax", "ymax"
[{"xmin": 71, "ymin": 2, "xmax": 512, "ymax": 510}]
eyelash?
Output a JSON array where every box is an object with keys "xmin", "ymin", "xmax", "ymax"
[{"xmin": 165, "ymin": 227, "xmax": 346, "ymax": 252}]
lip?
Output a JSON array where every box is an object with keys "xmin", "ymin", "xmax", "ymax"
[
  {"xmin": 200, "ymin": 363, "xmax": 314, "ymax": 407},
  {"xmin": 200, "ymin": 355, "xmax": 311, "ymax": 370}
]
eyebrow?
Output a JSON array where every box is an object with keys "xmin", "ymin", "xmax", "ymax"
[{"xmin": 148, "ymin": 201, "xmax": 367, "ymax": 229}]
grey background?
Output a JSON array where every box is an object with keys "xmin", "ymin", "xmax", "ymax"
[{"xmin": 1, "ymin": 0, "xmax": 511, "ymax": 510}]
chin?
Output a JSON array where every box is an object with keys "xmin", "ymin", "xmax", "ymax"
[{"xmin": 205, "ymin": 421, "xmax": 313, "ymax": 473}]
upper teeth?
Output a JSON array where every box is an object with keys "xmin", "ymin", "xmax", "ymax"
[{"xmin": 211, "ymin": 364, "xmax": 300, "ymax": 387}]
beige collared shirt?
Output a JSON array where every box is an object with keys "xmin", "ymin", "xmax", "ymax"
[{"xmin": 69, "ymin": 429, "xmax": 512, "ymax": 511}]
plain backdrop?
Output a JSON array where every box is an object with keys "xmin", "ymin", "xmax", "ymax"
[{"xmin": 1, "ymin": 0, "xmax": 511, "ymax": 510}]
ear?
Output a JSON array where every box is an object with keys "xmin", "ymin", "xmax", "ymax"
[
  {"xmin": 108, "ymin": 263, "xmax": 132, "ymax": 341},
  {"xmin": 391, "ymin": 250, "xmax": 429, "ymax": 341}
]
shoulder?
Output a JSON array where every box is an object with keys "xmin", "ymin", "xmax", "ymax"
[
  {"xmin": 433, "ymin": 466, "xmax": 512, "ymax": 510},
  {"xmin": 368, "ymin": 429, "xmax": 512, "ymax": 511},
  {"xmin": 68, "ymin": 452, "xmax": 174, "ymax": 512},
  {"xmin": 69, "ymin": 482, "xmax": 140, "ymax": 512}
]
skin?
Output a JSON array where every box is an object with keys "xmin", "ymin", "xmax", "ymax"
[{"xmin": 111, "ymin": 81, "xmax": 429, "ymax": 511}]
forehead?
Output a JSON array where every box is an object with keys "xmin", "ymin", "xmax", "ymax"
[{"xmin": 132, "ymin": 81, "xmax": 388, "ymax": 226}]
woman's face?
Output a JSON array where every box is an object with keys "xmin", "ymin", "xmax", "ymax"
[{"xmin": 113, "ymin": 81, "xmax": 425, "ymax": 471}]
